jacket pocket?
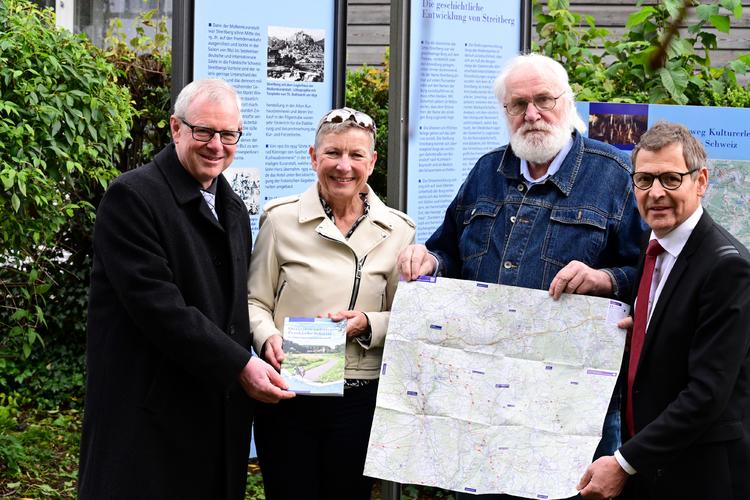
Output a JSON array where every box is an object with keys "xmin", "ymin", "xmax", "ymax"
[
  {"xmin": 459, "ymin": 200, "xmax": 500, "ymax": 261},
  {"xmin": 542, "ymin": 207, "xmax": 607, "ymax": 267},
  {"xmin": 142, "ymin": 359, "xmax": 167, "ymax": 414},
  {"xmin": 695, "ymin": 420, "xmax": 743, "ymax": 444}
]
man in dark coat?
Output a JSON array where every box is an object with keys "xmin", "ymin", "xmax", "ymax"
[
  {"xmin": 78, "ymin": 79, "xmax": 294, "ymax": 500},
  {"xmin": 577, "ymin": 122, "xmax": 750, "ymax": 499}
]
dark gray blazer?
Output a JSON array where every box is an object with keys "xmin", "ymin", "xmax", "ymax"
[
  {"xmin": 620, "ymin": 211, "xmax": 750, "ymax": 500},
  {"xmin": 79, "ymin": 144, "xmax": 254, "ymax": 499}
]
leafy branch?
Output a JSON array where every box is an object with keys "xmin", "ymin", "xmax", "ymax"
[{"xmin": 533, "ymin": 0, "xmax": 750, "ymax": 106}]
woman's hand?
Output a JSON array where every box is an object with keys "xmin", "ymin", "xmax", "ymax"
[
  {"xmin": 261, "ymin": 334, "xmax": 285, "ymax": 371},
  {"xmin": 328, "ymin": 310, "xmax": 370, "ymax": 339}
]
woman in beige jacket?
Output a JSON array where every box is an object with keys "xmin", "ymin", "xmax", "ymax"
[{"xmin": 248, "ymin": 107, "xmax": 415, "ymax": 500}]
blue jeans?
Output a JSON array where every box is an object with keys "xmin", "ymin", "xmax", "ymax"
[
  {"xmin": 454, "ymin": 409, "xmax": 621, "ymax": 500},
  {"xmin": 594, "ymin": 407, "xmax": 622, "ymax": 459}
]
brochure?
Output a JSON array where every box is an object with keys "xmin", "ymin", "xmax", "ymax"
[{"xmin": 282, "ymin": 317, "xmax": 346, "ymax": 396}]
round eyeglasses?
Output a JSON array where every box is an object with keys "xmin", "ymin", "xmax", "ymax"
[
  {"xmin": 631, "ymin": 168, "xmax": 700, "ymax": 190},
  {"xmin": 180, "ymin": 118, "xmax": 242, "ymax": 145},
  {"xmin": 503, "ymin": 93, "xmax": 565, "ymax": 116}
]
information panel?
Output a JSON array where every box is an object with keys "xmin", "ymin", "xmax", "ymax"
[
  {"xmin": 407, "ymin": 0, "xmax": 523, "ymax": 243},
  {"xmin": 577, "ymin": 102, "xmax": 750, "ymax": 248},
  {"xmin": 193, "ymin": 1, "xmax": 338, "ymax": 236}
]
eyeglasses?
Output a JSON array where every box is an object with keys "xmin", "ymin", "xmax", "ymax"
[
  {"xmin": 504, "ymin": 93, "xmax": 565, "ymax": 116},
  {"xmin": 179, "ymin": 118, "xmax": 242, "ymax": 145},
  {"xmin": 317, "ymin": 107, "xmax": 376, "ymax": 135},
  {"xmin": 631, "ymin": 168, "xmax": 700, "ymax": 190}
]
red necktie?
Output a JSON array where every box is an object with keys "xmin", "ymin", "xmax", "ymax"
[{"xmin": 625, "ymin": 239, "xmax": 665, "ymax": 436}]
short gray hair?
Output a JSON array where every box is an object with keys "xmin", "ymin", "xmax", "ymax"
[
  {"xmin": 173, "ymin": 79, "xmax": 243, "ymax": 128},
  {"xmin": 314, "ymin": 108, "xmax": 376, "ymax": 152},
  {"xmin": 632, "ymin": 121, "xmax": 707, "ymax": 173},
  {"xmin": 492, "ymin": 53, "xmax": 586, "ymax": 133}
]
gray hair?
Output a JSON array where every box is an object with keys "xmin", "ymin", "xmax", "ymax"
[
  {"xmin": 632, "ymin": 121, "xmax": 707, "ymax": 173},
  {"xmin": 492, "ymin": 53, "xmax": 586, "ymax": 133},
  {"xmin": 173, "ymin": 79, "xmax": 243, "ymax": 128}
]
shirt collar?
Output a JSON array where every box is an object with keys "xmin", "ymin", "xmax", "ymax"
[
  {"xmin": 201, "ymin": 177, "xmax": 218, "ymax": 195},
  {"xmin": 651, "ymin": 205, "xmax": 704, "ymax": 258},
  {"xmin": 299, "ymin": 182, "xmax": 394, "ymax": 229},
  {"xmin": 519, "ymin": 137, "xmax": 574, "ymax": 184},
  {"xmin": 319, "ymin": 191, "xmax": 370, "ymax": 240}
]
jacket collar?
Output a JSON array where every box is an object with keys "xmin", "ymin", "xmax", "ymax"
[
  {"xmin": 298, "ymin": 182, "xmax": 392, "ymax": 227},
  {"xmin": 298, "ymin": 182, "xmax": 394, "ymax": 255},
  {"xmin": 498, "ymin": 129, "xmax": 582, "ymax": 196},
  {"xmin": 154, "ymin": 144, "xmax": 203, "ymax": 204},
  {"xmin": 153, "ymin": 143, "xmax": 237, "ymax": 231}
]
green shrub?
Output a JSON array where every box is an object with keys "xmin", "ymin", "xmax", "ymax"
[
  {"xmin": 0, "ymin": 5, "xmax": 172, "ymax": 410},
  {"xmin": 533, "ymin": 0, "xmax": 750, "ymax": 105},
  {"xmin": 346, "ymin": 50, "xmax": 390, "ymax": 196},
  {"xmin": 246, "ymin": 464, "xmax": 266, "ymax": 499},
  {"xmin": 706, "ymin": 83, "xmax": 750, "ymax": 107},
  {"xmin": 104, "ymin": 8, "xmax": 172, "ymax": 171},
  {"xmin": 0, "ymin": 399, "xmax": 81, "ymax": 498},
  {"xmin": 0, "ymin": 395, "xmax": 28, "ymax": 475},
  {"xmin": 0, "ymin": 0, "xmax": 133, "ymax": 395}
]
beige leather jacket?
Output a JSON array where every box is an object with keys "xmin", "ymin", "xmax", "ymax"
[{"xmin": 248, "ymin": 183, "xmax": 416, "ymax": 380}]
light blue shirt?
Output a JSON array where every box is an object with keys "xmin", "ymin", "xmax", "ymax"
[{"xmin": 519, "ymin": 137, "xmax": 574, "ymax": 184}]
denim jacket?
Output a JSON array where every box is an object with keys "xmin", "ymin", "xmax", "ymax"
[{"xmin": 426, "ymin": 131, "xmax": 646, "ymax": 299}]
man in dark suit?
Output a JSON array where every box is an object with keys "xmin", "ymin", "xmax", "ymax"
[
  {"xmin": 577, "ymin": 121, "xmax": 750, "ymax": 499},
  {"xmin": 78, "ymin": 79, "xmax": 294, "ymax": 499}
]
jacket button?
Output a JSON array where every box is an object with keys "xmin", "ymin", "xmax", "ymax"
[
  {"xmin": 228, "ymin": 324, "xmax": 236, "ymax": 336},
  {"xmin": 510, "ymin": 216, "xmax": 516, "ymax": 223},
  {"xmin": 517, "ymin": 183, "xmax": 525, "ymax": 192},
  {"xmin": 503, "ymin": 261, "xmax": 513, "ymax": 269}
]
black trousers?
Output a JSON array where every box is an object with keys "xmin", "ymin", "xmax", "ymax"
[{"xmin": 254, "ymin": 381, "xmax": 378, "ymax": 500}]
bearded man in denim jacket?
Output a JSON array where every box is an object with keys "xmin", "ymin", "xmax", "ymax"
[{"xmin": 398, "ymin": 53, "xmax": 646, "ymax": 500}]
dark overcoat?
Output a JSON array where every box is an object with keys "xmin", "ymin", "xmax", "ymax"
[
  {"xmin": 78, "ymin": 144, "xmax": 254, "ymax": 499},
  {"xmin": 620, "ymin": 211, "xmax": 750, "ymax": 500}
]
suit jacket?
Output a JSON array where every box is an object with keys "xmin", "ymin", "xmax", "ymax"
[
  {"xmin": 79, "ymin": 144, "xmax": 254, "ymax": 500},
  {"xmin": 619, "ymin": 211, "xmax": 750, "ymax": 500}
]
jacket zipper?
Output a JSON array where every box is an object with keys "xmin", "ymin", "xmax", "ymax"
[
  {"xmin": 348, "ymin": 255, "xmax": 367, "ymax": 310},
  {"xmin": 318, "ymin": 233, "xmax": 367, "ymax": 311},
  {"xmin": 318, "ymin": 233, "xmax": 370, "ymax": 359},
  {"xmin": 348, "ymin": 255, "xmax": 368, "ymax": 358}
]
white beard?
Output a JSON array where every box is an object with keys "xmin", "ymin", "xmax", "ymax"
[{"xmin": 509, "ymin": 120, "xmax": 572, "ymax": 165}]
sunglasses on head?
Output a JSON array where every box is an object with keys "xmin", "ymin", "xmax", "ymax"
[{"xmin": 318, "ymin": 107, "xmax": 376, "ymax": 135}]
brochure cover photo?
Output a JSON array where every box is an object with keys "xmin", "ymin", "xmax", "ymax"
[{"xmin": 282, "ymin": 317, "xmax": 346, "ymax": 396}]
